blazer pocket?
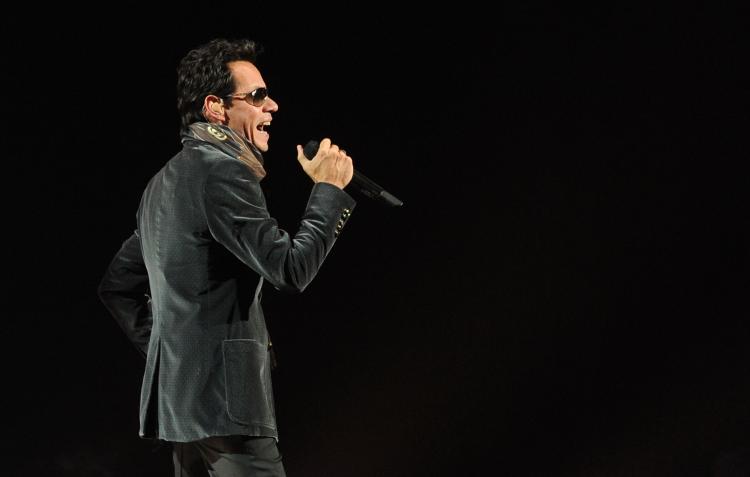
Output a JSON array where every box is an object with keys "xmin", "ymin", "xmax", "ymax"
[{"xmin": 222, "ymin": 339, "xmax": 275, "ymax": 427}]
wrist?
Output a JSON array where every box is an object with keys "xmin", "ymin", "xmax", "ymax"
[{"xmin": 316, "ymin": 180, "xmax": 345, "ymax": 190}]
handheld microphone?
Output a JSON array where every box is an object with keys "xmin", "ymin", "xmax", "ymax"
[{"xmin": 303, "ymin": 140, "xmax": 403, "ymax": 207}]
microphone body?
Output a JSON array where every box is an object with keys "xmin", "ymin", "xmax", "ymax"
[{"xmin": 303, "ymin": 140, "xmax": 403, "ymax": 207}]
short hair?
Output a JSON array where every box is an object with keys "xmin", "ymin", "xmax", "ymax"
[{"xmin": 176, "ymin": 38, "xmax": 262, "ymax": 128}]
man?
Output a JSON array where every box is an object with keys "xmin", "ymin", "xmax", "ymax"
[{"xmin": 98, "ymin": 38, "xmax": 355, "ymax": 476}]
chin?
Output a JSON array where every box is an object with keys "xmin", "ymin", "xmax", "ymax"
[
  {"xmin": 247, "ymin": 131, "xmax": 268, "ymax": 152},
  {"xmin": 252, "ymin": 137, "xmax": 269, "ymax": 152}
]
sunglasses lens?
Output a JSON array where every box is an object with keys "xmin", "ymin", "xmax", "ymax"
[{"xmin": 252, "ymin": 88, "xmax": 268, "ymax": 106}]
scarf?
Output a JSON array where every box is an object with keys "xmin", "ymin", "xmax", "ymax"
[{"xmin": 184, "ymin": 122, "xmax": 266, "ymax": 180}]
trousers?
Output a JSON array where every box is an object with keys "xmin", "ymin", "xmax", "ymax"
[{"xmin": 172, "ymin": 435, "xmax": 286, "ymax": 477}]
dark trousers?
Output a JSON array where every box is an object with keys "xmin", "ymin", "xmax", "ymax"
[{"xmin": 172, "ymin": 435, "xmax": 286, "ymax": 477}]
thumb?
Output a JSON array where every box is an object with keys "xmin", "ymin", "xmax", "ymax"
[{"xmin": 296, "ymin": 145, "xmax": 307, "ymax": 166}]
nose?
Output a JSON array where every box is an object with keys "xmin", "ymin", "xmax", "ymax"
[{"xmin": 264, "ymin": 96, "xmax": 279, "ymax": 112}]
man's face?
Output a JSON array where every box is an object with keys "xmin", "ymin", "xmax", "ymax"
[{"xmin": 224, "ymin": 61, "xmax": 279, "ymax": 152}]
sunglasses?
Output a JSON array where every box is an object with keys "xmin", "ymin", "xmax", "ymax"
[{"xmin": 225, "ymin": 87, "xmax": 270, "ymax": 107}]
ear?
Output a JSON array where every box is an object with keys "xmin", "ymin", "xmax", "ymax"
[{"xmin": 203, "ymin": 95, "xmax": 226, "ymax": 123}]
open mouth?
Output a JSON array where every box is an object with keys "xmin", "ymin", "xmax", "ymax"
[{"xmin": 257, "ymin": 121, "xmax": 271, "ymax": 133}]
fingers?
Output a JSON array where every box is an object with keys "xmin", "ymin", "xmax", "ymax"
[
  {"xmin": 317, "ymin": 138, "xmax": 333, "ymax": 160},
  {"xmin": 309, "ymin": 138, "xmax": 347, "ymax": 163},
  {"xmin": 296, "ymin": 141, "xmax": 342, "ymax": 164},
  {"xmin": 340, "ymin": 152, "xmax": 354, "ymax": 182}
]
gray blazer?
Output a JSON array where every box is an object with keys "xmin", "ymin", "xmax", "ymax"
[{"xmin": 98, "ymin": 127, "xmax": 355, "ymax": 442}]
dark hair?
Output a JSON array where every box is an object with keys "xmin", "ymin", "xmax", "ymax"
[{"xmin": 176, "ymin": 38, "xmax": 262, "ymax": 128}]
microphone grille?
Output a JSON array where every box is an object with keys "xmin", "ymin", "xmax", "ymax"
[{"xmin": 302, "ymin": 140, "xmax": 320, "ymax": 160}]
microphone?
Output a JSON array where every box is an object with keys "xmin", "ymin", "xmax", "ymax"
[{"xmin": 303, "ymin": 140, "xmax": 403, "ymax": 207}]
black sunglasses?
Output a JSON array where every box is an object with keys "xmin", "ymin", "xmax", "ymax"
[{"xmin": 225, "ymin": 87, "xmax": 269, "ymax": 107}]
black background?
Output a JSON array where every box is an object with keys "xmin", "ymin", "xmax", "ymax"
[{"xmin": 4, "ymin": 6, "xmax": 749, "ymax": 476}]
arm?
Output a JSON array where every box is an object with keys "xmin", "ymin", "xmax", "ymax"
[
  {"xmin": 204, "ymin": 158, "xmax": 356, "ymax": 293},
  {"xmin": 97, "ymin": 231, "xmax": 152, "ymax": 359}
]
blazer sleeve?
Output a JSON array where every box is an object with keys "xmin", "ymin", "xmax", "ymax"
[
  {"xmin": 204, "ymin": 158, "xmax": 356, "ymax": 293},
  {"xmin": 97, "ymin": 231, "xmax": 152, "ymax": 359}
]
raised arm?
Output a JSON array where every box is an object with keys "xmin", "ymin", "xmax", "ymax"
[{"xmin": 204, "ymin": 157, "xmax": 355, "ymax": 293}]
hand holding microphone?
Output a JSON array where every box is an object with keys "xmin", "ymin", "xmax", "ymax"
[
  {"xmin": 298, "ymin": 139, "xmax": 403, "ymax": 207},
  {"xmin": 295, "ymin": 138, "xmax": 353, "ymax": 190}
]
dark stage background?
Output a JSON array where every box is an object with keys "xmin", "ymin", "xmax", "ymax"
[{"xmin": 4, "ymin": 6, "xmax": 748, "ymax": 477}]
